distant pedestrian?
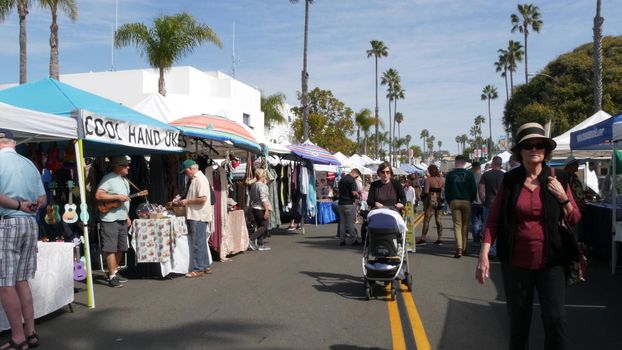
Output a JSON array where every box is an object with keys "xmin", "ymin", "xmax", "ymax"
[
  {"xmin": 403, "ymin": 180, "xmax": 416, "ymax": 214},
  {"xmin": 564, "ymin": 156, "xmax": 587, "ymax": 241},
  {"xmin": 247, "ymin": 168, "xmax": 272, "ymax": 251},
  {"xmin": 478, "ymin": 156, "xmax": 504, "ymax": 257},
  {"xmin": 470, "ymin": 162, "xmax": 483, "ymax": 246},
  {"xmin": 338, "ymin": 168, "xmax": 361, "ymax": 246},
  {"xmin": 0, "ymin": 129, "xmax": 47, "ymax": 349},
  {"xmin": 416, "ymin": 165, "xmax": 444, "ymax": 245},
  {"xmin": 476, "ymin": 122, "xmax": 581, "ymax": 350},
  {"xmin": 445, "ymin": 155, "xmax": 477, "ymax": 258}
]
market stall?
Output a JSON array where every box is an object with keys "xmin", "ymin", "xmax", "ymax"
[
  {"xmin": 0, "ymin": 78, "xmax": 183, "ymax": 306},
  {"xmin": 169, "ymin": 115, "xmax": 260, "ymax": 260},
  {"xmin": 570, "ymin": 112, "xmax": 622, "ymax": 273}
]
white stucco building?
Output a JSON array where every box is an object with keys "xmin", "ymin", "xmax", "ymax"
[
  {"xmin": 264, "ymin": 102, "xmax": 296, "ymax": 144},
  {"xmin": 58, "ymin": 66, "xmax": 267, "ymax": 140}
]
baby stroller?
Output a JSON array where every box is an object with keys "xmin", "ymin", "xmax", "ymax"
[{"xmin": 362, "ymin": 208, "xmax": 413, "ymax": 300}]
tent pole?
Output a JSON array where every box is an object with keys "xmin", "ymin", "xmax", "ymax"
[
  {"xmin": 612, "ymin": 141, "xmax": 619, "ymax": 275},
  {"xmin": 75, "ymin": 139, "xmax": 96, "ymax": 308}
]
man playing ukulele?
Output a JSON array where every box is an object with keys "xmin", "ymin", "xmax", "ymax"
[{"xmin": 96, "ymin": 156, "xmax": 131, "ymax": 288}]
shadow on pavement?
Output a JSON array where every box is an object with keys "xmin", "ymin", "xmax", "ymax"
[
  {"xmin": 1, "ymin": 307, "xmax": 284, "ymax": 350},
  {"xmin": 300, "ymin": 271, "xmax": 365, "ymax": 300},
  {"xmin": 329, "ymin": 345, "xmax": 390, "ymax": 350},
  {"xmin": 297, "ymin": 237, "xmax": 366, "ymax": 251},
  {"xmin": 436, "ymin": 257, "xmax": 622, "ymax": 349}
]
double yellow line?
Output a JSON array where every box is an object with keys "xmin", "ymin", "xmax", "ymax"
[{"xmin": 385, "ymin": 211, "xmax": 430, "ymax": 349}]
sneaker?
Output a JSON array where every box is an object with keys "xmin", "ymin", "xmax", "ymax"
[
  {"xmin": 248, "ymin": 240, "xmax": 258, "ymax": 251},
  {"xmin": 287, "ymin": 226, "xmax": 296, "ymax": 231},
  {"xmin": 415, "ymin": 239, "xmax": 427, "ymax": 246},
  {"xmin": 115, "ymin": 275, "xmax": 129, "ymax": 283},
  {"xmin": 454, "ymin": 249, "xmax": 462, "ymax": 259},
  {"xmin": 434, "ymin": 240, "xmax": 443, "ymax": 245},
  {"xmin": 108, "ymin": 276, "xmax": 124, "ymax": 288},
  {"xmin": 258, "ymin": 245, "xmax": 271, "ymax": 251},
  {"xmin": 351, "ymin": 240, "xmax": 361, "ymax": 246}
]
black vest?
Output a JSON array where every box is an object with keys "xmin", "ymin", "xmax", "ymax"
[{"xmin": 496, "ymin": 165, "xmax": 569, "ymax": 267}]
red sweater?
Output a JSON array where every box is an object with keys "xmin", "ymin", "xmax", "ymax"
[{"xmin": 483, "ymin": 182, "xmax": 581, "ymax": 269}]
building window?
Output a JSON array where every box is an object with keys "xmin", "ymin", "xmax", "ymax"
[{"xmin": 243, "ymin": 113, "xmax": 252, "ymax": 128}]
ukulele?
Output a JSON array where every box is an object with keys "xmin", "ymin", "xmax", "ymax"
[
  {"xmin": 97, "ymin": 190, "xmax": 149, "ymax": 213},
  {"xmin": 44, "ymin": 181, "xmax": 61, "ymax": 225},
  {"xmin": 72, "ymin": 237, "xmax": 86, "ymax": 281},
  {"xmin": 62, "ymin": 180, "xmax": 78, "ymax": 224}
]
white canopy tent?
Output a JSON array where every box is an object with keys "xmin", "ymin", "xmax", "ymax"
[
  {"xmin": 0, "ymin": 102, "xmax": 77, "ymax": 142},
  {"xmin": 552, "ymin": 110, "xmax": 612, "ymax": 157},
  {"xmin": 337, "ymin": 153, "xmax": 373, "ymax": 175}
]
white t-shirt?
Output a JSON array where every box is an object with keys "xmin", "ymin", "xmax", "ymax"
[{"xmin": 404, "ymin": 186, "xmax": 416, "ymax": 203}]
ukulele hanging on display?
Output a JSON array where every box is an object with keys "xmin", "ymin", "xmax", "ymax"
[
  {"xmin": 44, "ymin": 181, "xmax": 60, "ymax": 225},
  {"xmin": 62, "ymin": 180, "xmax": 78, "ymax": 224}
]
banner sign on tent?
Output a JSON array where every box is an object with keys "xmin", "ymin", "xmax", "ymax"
[{"xmin": 77, "ymin": 110, "xmax": 181, "ymax": 152}]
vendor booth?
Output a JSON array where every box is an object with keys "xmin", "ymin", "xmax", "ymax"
[
  {"xmin": 0, "ymin": 102, "xmax": 78, "ymax": 329},
  {"xmin": 0, "ymin": 78, "xmax": 183, "ymax": 307},
  {"xmin": 570, "ymin": 112, "xmax": 622, "ymax": 274}
]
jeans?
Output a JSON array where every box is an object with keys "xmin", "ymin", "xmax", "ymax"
[
  {"xmin": 187, "ymin": 219, "xmax": 209, "ymax": 272},
  {"xmin": 501, "ymin": 263, "xmax": 567, "ymax": 350},
  {"xmin": 471, "ymin": 203, "xmax": 483, "ymax": 243},
  {"xmin": 337, "ymin": 204, "xmax": 358, "ymax": 241},
  {"xmin": 450, "ymin": 199, "xmax": 471, "ymax": 251},
  {"xmin": 482, "ymin": 207, "xmax": 497, "ymax": 256}
]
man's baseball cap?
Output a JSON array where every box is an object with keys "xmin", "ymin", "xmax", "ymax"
[
  {"xmin": 0, "ymin": 129, "xmax": 14, "ymax": 139},
  {"xmin": 179, "ymin": 159, "xmax": 197, "ymax": 173}
]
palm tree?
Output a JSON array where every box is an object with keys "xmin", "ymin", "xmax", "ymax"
[
  {"xmin": 495, "ymin": 49, "xmax": 510, "ymax": 101},
  {"xmin": 394, "ymin": 112, "xmax": 404, "ymax": 142},
  {"xmin": 455, "ymin": 135, "xmax": 461, "ymax": 154},
  {"xmin": 0, "ymin": 0, "xmax": 31, "ymax": 84},
  {"xmin": 460, "ymin": 134, "xmax": 469, "ymax": 151},
  {"xmin": 593, "ymin": 0, "xmax": 604, "ymax": 112},
  {"xmin": 381, "ymin": 68, "xmax": 399, "ymax": 162},
  {"xmin": 115, "ymin": 12, "xmax": 222, "ymax": 96},
  {"xmin": 511, "ymin": 3, "xmax": 543, "ymax": 84},
  {"xmin": 437, "ymin": 140, "xmax": 442, "ymax": 153},
  {"xmin": 392, "ymin": 83, "xmax": 405, "ymax": 165},
  {"xmin": 261, "ymin": 92, "xmax": 287, "ymax": 128},
  {"xmin": 38, "ymin": 0, "xmax": 77, "ymax": 80},
  {"xmin": 427, "ymin": 135, "xmax": 435, "ymax": 156},
  {"xmin": 404, "ymin": 134, "xmax": 412, "ymax": 157},
  {"xmin": 355, "ymin": 108, "xmax": 373, "ymax": 154},
  {"xmin": 506, "ymin": 40, "xmax": 524, "ymax": 93},
  {"xmin": 420, "ymin": 129, "xmax": 429, "ymax": 155},
  {"xmin": 367, "ymin": 40, "xmax": 388, "ymax": 158},
  {"xmin": 290, "ymin": 0, "xmax": 314, "ymax": 141},
  {"xmin": 481, "ymin": 85, "xmax": 499, "ymax": 160}
]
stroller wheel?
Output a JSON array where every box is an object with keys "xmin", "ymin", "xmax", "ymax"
[
  {"xmin": 406, "ymin": 274, "xmax": 413, "ymax": 292},
  {"xmin": 365, "ymin": 285, "xmax": 371, "ymax": 300}
]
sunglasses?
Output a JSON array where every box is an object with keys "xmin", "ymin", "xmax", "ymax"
[
  {"xmin": 521, "ymin": 142, "xmax": 546, "ymax": 150},
  {"xmin": 380, "ymin": 170, "xmax": 392, "ymax": 174}
]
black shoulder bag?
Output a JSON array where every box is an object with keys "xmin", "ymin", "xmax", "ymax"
[{"xmin": 552, "ymin": 168, "xmax": 587, "ymax": 286}]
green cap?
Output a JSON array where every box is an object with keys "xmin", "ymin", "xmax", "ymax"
[{"xmin": 180, "ymin": 159, "xmax": 197, "ymax": 173}]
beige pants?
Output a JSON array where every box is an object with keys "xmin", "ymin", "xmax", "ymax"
[{"xmin": 450, "ymin": 199, "xmax": 471, "ymax": 251}]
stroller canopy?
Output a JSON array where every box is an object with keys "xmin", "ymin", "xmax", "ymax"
[{"xmin": 367, "ymin": 208, "xmax": 407, "ymax": 233}]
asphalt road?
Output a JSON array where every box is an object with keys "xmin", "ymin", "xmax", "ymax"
[{"xmin": 2, "ymin": 208, "xmax": 621, "ymax": 349}]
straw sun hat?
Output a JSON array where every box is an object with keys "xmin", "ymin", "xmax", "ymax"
[{"xmin": 510, "ymin": 122, "xmax": 557, "ymax": 153}]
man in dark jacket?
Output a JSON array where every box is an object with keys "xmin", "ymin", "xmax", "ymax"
[
  {"xmin": 445, "ymin": 155, "xmax": 477, "ymax": 258},
  {"xmin": 337, "ymin": 169, "xmax": 361, "ymax": 246}
]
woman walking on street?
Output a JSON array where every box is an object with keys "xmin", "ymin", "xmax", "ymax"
[
  {"xmin": 416, "ymin": 165, "xmax": 444, "ymax": 245},
  {"xmin": 476, "ymin": 122, "xmax": 581, "ymax": 350}
]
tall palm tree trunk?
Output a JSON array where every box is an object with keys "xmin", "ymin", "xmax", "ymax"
[
  {"xmin": 487, "ymin": 99, "xmax": 493, "ymax": 160},
  {"xmin": 387, "ymin": 99, "xmax": 392, "ymax": 163},
  {"xmin": 158, "ymin": 66, "xmax": 166, "ymax": 96},
  {"xmin": 509, "ymin": 70, "xmax": 514, "ymax": 95},
  {"xmin": 593, "ymin": 0, "xmax": 604, "ymax": 112},
  {"xmin": 374, "ymin": 58, "xmax": 379, "ymax": 159},
  {"xmin": 503, "ymin": 67, "xmax": 509, "ymax": 102},
  {"xmin": 301, "ymin": 0, "xmax": 310, "ymax": 141},
  {"xmin": 523, "ymin": 30, "xmax": 529, "ymax": 84},
  {"xmin": 49, "ymin": 7, "xmax": 59, "ymax": 80},
  {"xmin": 18, "ymin": 1, "xmax": 28, "ymax": 84},
  {"xmin": 393, "ymin": 98, "xmax": 397, "ymax": 166},
  {"xmin": 356, "ymin": 127, "xmax": 361, "ymax": 153}
]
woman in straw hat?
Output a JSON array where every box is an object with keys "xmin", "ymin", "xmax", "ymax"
[{"xmin": 476, "ymin": 122, "xmax": 581, "ymax": 349}]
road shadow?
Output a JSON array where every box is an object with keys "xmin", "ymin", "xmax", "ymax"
[
  {"xmin": 297, "ymin": 237, "xmax": 366, "ymax": 252},
  {"xmin": 300, "ymin": 271, "xmax": 366, "ymax": 300},
  {"xmin": 0, "ymin": 306, "xmax": 286, "ymax": 350},
  {"xmin": 329, "ymin": 345, "xmax": 390, "ymax": 350}
]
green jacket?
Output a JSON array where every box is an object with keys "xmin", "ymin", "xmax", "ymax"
[{"xmin": 444, "ymin": 168, "xmax": 477, "ymax": 203}]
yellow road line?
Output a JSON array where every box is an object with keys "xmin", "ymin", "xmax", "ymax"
[
  {"xmin": 385, "ymin": 285, "xmax": 406, "ymax": 350},
  {"xmin": 401, "ymin": 287, "xmax": 431, "ymax": 350}
]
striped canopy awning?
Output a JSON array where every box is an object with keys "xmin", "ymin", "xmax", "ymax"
[
  {"xmin": 170, "ymin": 115, "xmax": 261, "ymax": 154},
  {"xmin": 287, "ymin": 141, "xmax": 340, "ymax": 165}
]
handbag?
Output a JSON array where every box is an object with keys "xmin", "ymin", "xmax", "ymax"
[{"xmin": 551, "ymin": 168, "xmax": 587, "ymax": 286}]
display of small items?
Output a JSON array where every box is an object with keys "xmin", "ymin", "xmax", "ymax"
[{"xmin": 136, "ymin": 203, "xmax": 174, "ymax": 219}]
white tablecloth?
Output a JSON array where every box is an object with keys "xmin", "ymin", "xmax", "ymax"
[
  {"xmin": 0, "ymin": 242, "xmax": 74, "ymax": 331},
  {"xmin": 159, "ymin": 235, "xmax": 212, "ymax": 277}
]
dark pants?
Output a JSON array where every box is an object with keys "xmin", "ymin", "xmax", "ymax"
[
  {"xmin": 250, "ymin": 209, "xmax": 269, "ymax": 245},
  {"xmin": 501, "ymin": 263, "xmax": 567, "ymax": 350}
]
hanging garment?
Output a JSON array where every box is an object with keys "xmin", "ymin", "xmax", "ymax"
[
  {"xmin": 268, "ymin": 166, "xmax": 281, "ymax": 229},
  {"xmin": 306, "ymin": 163, "xmax": 317, "ymax": 219},
  {"xmin": 300, "ymin": 165, "xmax": 309, "ymax": 195},
  {"xmin": 207, "ymin": 168, "xmax": 222, "ymax": 253}
]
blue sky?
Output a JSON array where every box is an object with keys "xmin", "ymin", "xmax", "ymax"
[{"xmin": 0, "ymin": 0, "xmax": 621, "ymax": 153}]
